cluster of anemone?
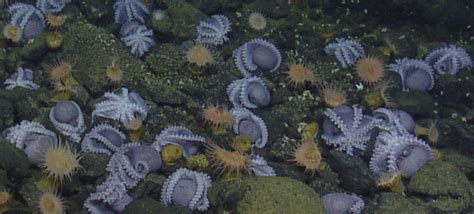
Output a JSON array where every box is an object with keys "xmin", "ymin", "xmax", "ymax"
[
  {"xmin": 38, "ymin": 192, "xmax": 67, "ymax": 214},
  {"xmin": 286, "ymin": 63, "xmax": 316, "ymax": 87},
  {"xmin": 185, "ymin": 43, "xmax": 217, "ymax": 67},
  {"xmin": 46, "ymin": 56, "xmax": 75, "ymax": 82},
  {"xmin": 248, "ymin": 12, "xmax": 267, "ymax": 31},
  {"xmin": 355, "ymin": 56, "xmax": 386, "ymax": 85},
  {"xmin": 196, "ymin": 14, "xmax": 231, "ymax": 46},
  {"xmin": 318, "ymin": 81, "xmax": 348, "ymax": 108},
  {"xmin": 290, "ymin": 139, "xmax": 321, "ymax": 175},
  {"xmin": 201, "ymin": 104, "xmax": 234, "ymax": 130}
]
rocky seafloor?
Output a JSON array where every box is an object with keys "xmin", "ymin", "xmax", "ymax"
[{"xmin": 0, "ymin": 0, "xmax": 473, "ymax": 213}]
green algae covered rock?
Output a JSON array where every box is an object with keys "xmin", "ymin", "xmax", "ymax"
[
  {"xmin": 394, "ymin": 91, "xmax": 435, "ymax": 115},
  {"xmin": 209, "ymin": 176, "xmax": 325, "ymax": 214},
  {"xmin": 0, "ymin": 138, "xmax": 29, "ymax": 177},
  {"xmin": 407, "ymin": 160, "xmax": 471, "ymax": 212},
  {"xmin": 62, "ymin": 18, "xmax": 188, "ymax": 107},
  {"xmin": 122, "ymin": 196, "xmax": 191, "ymax": 214},
  {"xmin": 19, "ymin": 33, "xmax": 47, "ymax": 61},
  {"xmin": 151, "ymin": 0, "xmax": 207, "ymax": 40},
  {"xmin": 374, "ymin": 192, "xmax": 428, "ymax": 214},
  {"xmin": 327, "ymin": 150, "xmax": 376, "ymax": 196}
]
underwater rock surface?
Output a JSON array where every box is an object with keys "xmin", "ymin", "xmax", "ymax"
[
  {"xmin": 209, "ymin": 176, "xmax": 325, "ymax": 213},
  {"xmin": 408, "ymin": 160, "xmax": 471, "ymax": 212}
]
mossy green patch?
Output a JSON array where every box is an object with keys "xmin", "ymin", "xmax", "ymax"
[
  {"xmin": 210, "ymin": 176, "xmax": 325, "ymax": 214},
  {"xmin": 408, "ymin": 160, "xmax": 471, "ymax": 212}
]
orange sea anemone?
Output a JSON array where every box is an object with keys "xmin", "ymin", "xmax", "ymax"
[
  {"xmin": 355, "ymin": 56, "xmax": 385, "ymax": 85},
  {"xmin": 287, "ymin": 63, "xmax": 316, "ymax": 87},
  {"xmin": 415, "ymin": 120, "xmax": 439, "ymax": 144},
  {"xmin": 186, "ymin": 44, "xmax": 215, "ymax": 67},
  {"xmin": 104, "ymin": 57, "xmax": 123, "ymax": 83},
  {"xmin": 47, "ymin": 56, "xmax": 75, "ymax": 82},
  {"xmin": 3, "ymin": 24, "xmax": 22, "ymax": 43},
  {"xmin": 376, "ymin": 172, "xmax": 405, "ymax": 193},
  {"xmin": 205, "ymin": 142, "xmax": 249, "ymax": 178},
  {"xmin": 38, "ymin": 192, "xmax": 66, "ymax": 214},
  {"xmin": 248, "ymin": 12, "xmax": 267, "ymax": 31},
  {"xmin": 41, "ymin": 142, "xmax": 81, "ymax": 184},
  {"xmin": 377, "ymin": 80, "xmax": 396, "ymax": 108},
  {"xmin": 290, "ymin": 139, "xmax": 321, "ymax": 175},
  {"xmin": 319, "ymin": 82, "xmax": 348, "ymax": 108},
  {"xmin": 46, "ymin": 13, "xmax": 67, "ymax": 29},
  {"xmin": 201, "ymin": 104, "xmax": 234, "ymax": 130}
]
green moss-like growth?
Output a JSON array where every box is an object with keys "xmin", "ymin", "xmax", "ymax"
[
  {"xmin": 151, "ymin": 0, "xmax": 207, "ymax": 40},
  {"xmin": 209, "ymin": 176, "xmax": 325, "ymax": 214},
  {"xmin": 374, "ymin": 192, "xmax": 428, "ymax": 214},
  {"xmin": 19, "ymin": 33, "xmax": 47, "ymax": 61},
  {"xmin": 0, "ymin": 138, "xmax": 29, "ymax": 178},
  {"xmin": 408, "ymin": 160, "xmax": 471, "ymax": 212}
]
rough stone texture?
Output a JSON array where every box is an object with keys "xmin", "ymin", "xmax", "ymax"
[
  {"xmin": 209, "ymin": 176, "xmax": 325, "ymax": 214},
  {"xmin": 408, "ymin": 160, "xmax": 472, "ymax": 212},
  {"xmin": 0, "ymin": 138, "xmax": 29, "ymax": 177},
  {"xmin": 374, "ymin": 192, "xmax": 428, "ymax": 214},
  {"xmin": 327, "ymin": 150, "xmax": 377, "ymax": 195}
]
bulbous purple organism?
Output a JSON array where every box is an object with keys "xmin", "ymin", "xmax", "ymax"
[
  {"xmin": 322, "ymin": 105, "xmax": 377, "ymax": 156},
  {"xmin": 425, "ymin": 45, "xmax": 472, "ymax": 75},
  {"xmin": 92, "ymin": 88, "xmax": 149, "ymax": 126},
  {"xmin": 84, "ymin": 143, "xmax": 162, "ymax": 213},
  {"xmin": 113, "ymin": 0, "xmax": 149, "ymax": 24},
  {"xmin": 7, "ymin": 3, "xmax": 45, "ymax": 41},
  {"xmin": 36, "ymin": 0, "xmax": 71, "ymax": 14},
  {"xmin": 249, "ymin": 154, "xmax": 276, "ymax": 176},
  {"xmin": 324, "ymin": 38, "xmax": 365, "ymax": 68},
  {"xmin": 370, "ymin": 131, "xmax": 432, "ymax": 178},
  {"xmin": 387, "ymin": 58, "xmax": 434, "ymax": 92},
  {"xmin": 4, "ymin": 67, "xmax": 39, "ymax": 90},
  {"xmin": 230, "ymin": 107, "xmax": 268, "ymax": 148},
  {"xmin": 120, "ymin": 21, "xmax": 155, "ymax": 57},
  {"xmin": 152, "ymin": 126, "xmax": 206, "ymax": 157},
  {"xmin": 227, "ymin": 76, "xmax": 271, "ymax": 108},
  {"xmin": 373, "ymin": 108, "xmax": 415, "ymax": 134},
  {"xmin": 196, "ymin": 14, "xmax": 231, "ymax": 46},
  {"xmin": 3, "ymin": 120, "xmax": 58, "ymax": 166},
  {"xmin": 161, "ymin": 168, "xmax": 212, "ymax": 211},
  {"xmin": 321, "ymin": 192, "xmax": 365, "ymax": 214},
  {"xmin": 49, "ymin": 101, "xmax": 86, "ymax": 143},
  {"xmin": 234, "ymin": 38, "xmax": 282, "ymax": 77},
  {"xmin": 81, "ymin": 124, "xmax": 126, "ymax": 155}
]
